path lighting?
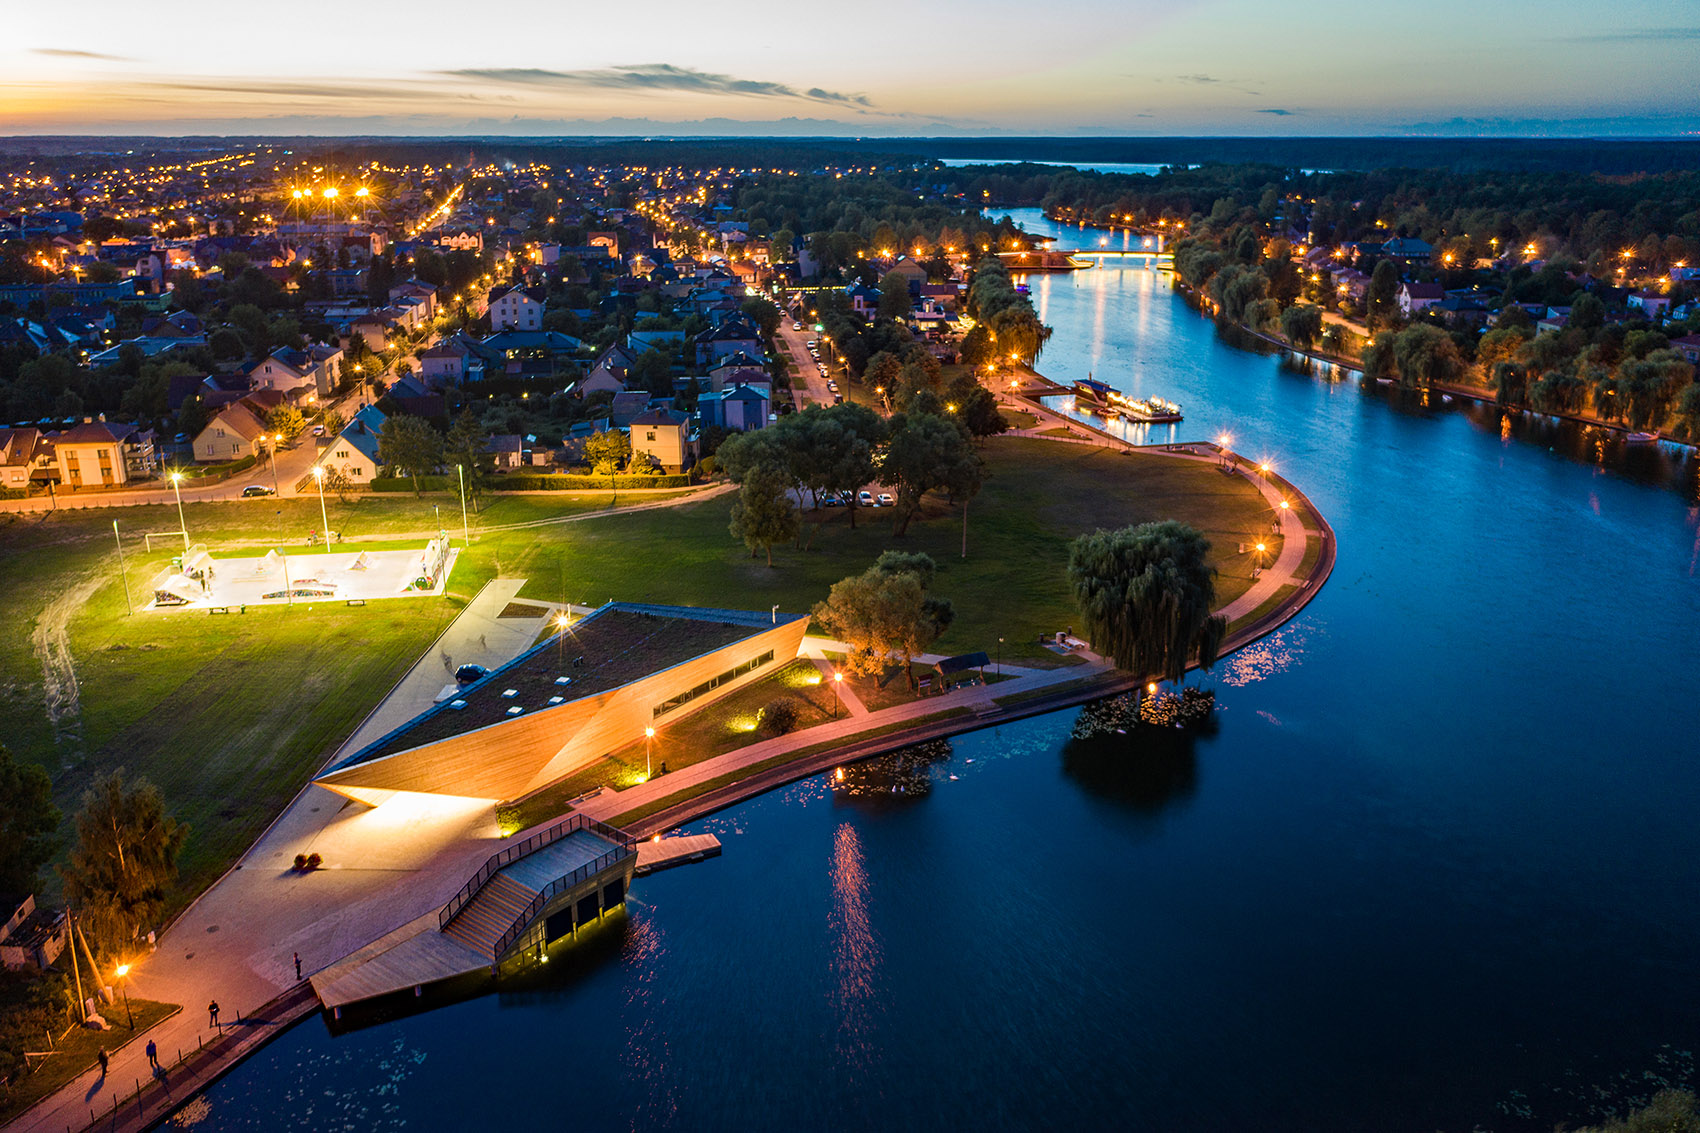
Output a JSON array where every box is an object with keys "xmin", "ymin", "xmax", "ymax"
[
  {"xmin": 114, "ymin": 963, "xmax": 134, "ymax": 1029},
  {"xmin": 645, "ymin": 726, "xmax": 655, "ymax": 779},
  {"xmin": 833, "ymin": 671, "xmax": 843, "ymax": 719},
  {"xmin": 169, "ymin": 471, "xmax": 188, "ymax": 553}
]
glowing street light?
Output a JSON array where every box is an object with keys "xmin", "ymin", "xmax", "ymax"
[
  {"xmin": 168, "ymin": 471, "xmax": 188, "ymax": 553},
  {"xmin": 832, "ymin": 671, "xmax": 843, "ymax": 719},
  {"xmin": 644, "ymin": 726, "xmax": 656, "ymax": 779},
  {"xmin": 311, "ymin": 466, "xmax": 331, "ymax": 552},
  {"xmin": 114, "ymin": 963, "xmax": 134, "ymax": 1029}
]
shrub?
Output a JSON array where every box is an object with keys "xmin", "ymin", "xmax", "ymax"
[
  {"xmin": 292, "ymin": 853, "xmax": 307, "ymax": 871},
  {"xmin": 305, "ymin": 852, "xmax": 322, "ymax": 871},
  {"xmin": 759, "ymin": 696, "xmax": 803, "ymax": 735}
]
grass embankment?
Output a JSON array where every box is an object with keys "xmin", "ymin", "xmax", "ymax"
[
  {"xmin": 1, "ymin": 435, "xmax": 1273, "ymax": 905},
  {"xmin": 0, "ymin": 999, "xmax": 179, "ymax": 1126}
]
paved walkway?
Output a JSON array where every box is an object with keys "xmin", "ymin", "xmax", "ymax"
[{"xmin": 10, "ymin": 581, "xmax": 554, "ymax": 1133}]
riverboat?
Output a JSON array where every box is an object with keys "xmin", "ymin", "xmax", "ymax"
[
  {"xmin": 1625, "ymin": 431, "xmax": 1659, "ymax": 445},
  {"xmin": 1107, "ymin": 390, "xmax": 1184, "ymax": 423},
  {"xmin": 1073, "ymin": 377, "xmax": 1115, "ymax": 404}
]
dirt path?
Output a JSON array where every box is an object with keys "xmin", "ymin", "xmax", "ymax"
[{"xmin": 31, "ymin": 570, "xmax": 104, "ymax": 763}]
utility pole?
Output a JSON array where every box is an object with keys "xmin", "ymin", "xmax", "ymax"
[{"xmin": 113, "ymin": 520, "xmax": 133, "ymax": 616}]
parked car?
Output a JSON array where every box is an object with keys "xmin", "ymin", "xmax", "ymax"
[
  {"xmin": 827, "ymin": 380, "xmax": 839, "ymax": 392},
  {"xmin": 857, "ymin": 490, "xmax": 874, "ymax": 506},
  {"xmin": 241, "ymin": 485, "xmax": 274, "ymax": 497},
  {"xmin": 822, "ymin": 494, "xmax": 844, "ymax": 507},
  {"xmin": 312, "ymin": 424, "xmax": 325, "ymax": 436},
  {"xmin": 791, "ymin": 322, "xmax": 802, "ymax": 331},
  {"xmin": 878, "ymin": 492, "xmax": 894, "ymax": 507},
  {"xmin": 455, "ymin": 663, "xmax": 490, "ymax": 685}
]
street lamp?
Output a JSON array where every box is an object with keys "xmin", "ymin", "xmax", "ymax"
[
  {"xmin": 267, "ymin": 434, "xmax": 283, "ymax": 496},
  {"xmin": 114, "ymin": 963, "xmax": 134, "ymax": 1030},
  {"xmin": 311, "ymin": 466, "xmax": 331, "ymax": 552},
  {"xmin": 832, "ymin": 671, "xmax": 843, "ymax": 719},
  {"xmin": 644, "ymin": 727, "xmax": 655, "ymax": 779},
  {"xmin": 168, "ymin": 471, "xmax": 189, "ymax": 553},
  {"xmin": 998, "ymin": 637, "xmax": 1004, "ymax": 676}
]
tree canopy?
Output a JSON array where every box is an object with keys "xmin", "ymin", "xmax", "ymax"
[
  {"xmin": 1067, "ymin": 521, "xmax": 1227, "ymax": 684},
  {"xmin": 61, "ymin": 770, "xmax": 186, "ymax": 954},
  {"xmin": 0, "ymin": 745, "xmax": 58, "ymax": 897},
  {"xmin": 377, "ymin": 415, "xmax": 443, "ymax": 495},
  {"xmin": 812, "ymin": 553, "xmax": 953, "ymax": 688}
]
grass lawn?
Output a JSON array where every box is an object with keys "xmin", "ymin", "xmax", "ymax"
[
  {"xmin": 1002, "ymin": 409, "xmax": 1040, "ymax": 430},
  {"xmin": 0, "ymin": 998, "xmax": 179, "ymax": 1126},
  {"xmin": 1, "ymin": 435, "xmax": 1275, "ymax": 909}
]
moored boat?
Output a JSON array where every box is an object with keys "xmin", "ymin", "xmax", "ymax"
[
  {"xmin": 1073, "ymin": 377, "xmax": 1115, "ymax": 404},
  {"xmin": 1107, "ymin": 390, "xmax": 1184, "ymax": 423}
]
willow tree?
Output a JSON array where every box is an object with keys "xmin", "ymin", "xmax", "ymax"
[
  {"xmin": 61, "ymin": 770, "xmax": 187, "ymax": 953},
  {"xmin": 1067, "ymin": 521, "xmax": 1227, "ymax": 684}
]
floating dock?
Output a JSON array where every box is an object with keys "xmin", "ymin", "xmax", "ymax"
[{"xmin": 633, "ymin": 833, "xmax": 722, "ymax": 876}]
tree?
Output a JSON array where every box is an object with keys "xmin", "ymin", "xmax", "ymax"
[
  {"xmin": 584, "ymin": 429, "xmax": 631, "ymax": 476},
  {"xmin": 265, "ymin": 405, "xmax": 305, "ymax": 439},
  {"xmin": 376, "ymin": 415, "xmax": 443, "ymax": 495},
  {"xmin": 1280, "ymin": 303, "xmax": 1323, "ymax": 353},
  {"xmin": 0, "ymin": 745, "xmax": 58, "ymax": 896},
  {"xmin": 1391, "ymin": 323, "xmax": 1465, "ymax": 389},
  {"xmin": 60, "ymin": 771, "xmax": 186, "ymax": 954},
  {"xmin": 864, "ymin": 350, "xmax": 903, "ymax": 394},
  {"xmin": 878, "ymin": 271, "xmax": 912, "ymax": 321},
  {"xmin": 1365, "ymin": 260, "xmax": 1401, "ymax": 333},
  {"xmin": 880, "ymin": 412, "xmax": 983, "ymax": 536},
  {"xmin": 1362, "ymin": 332, "xmax": 1399, "ymax": 383},
  {"xmin": 443, "ymin": 409, "xmax": 494, "ymax": 506},
  {"xmin": 812, "ymin": 559, "xmax": 951, "ymax": 688},
  {"xmin": 944, "ymin": 372, "xmax": 1008, "ymax": 440},
  {"xmin": 1067, "ymin": 521, "xmax": 1227, "ymax": 685},
  {"xmin": 728, "ymin": 462, "xmax": 798, "ymax": 566},
  {"xmin": 740, "ymin": 296, "xmax": 783, "ymax": 338},
  {"xmin": 322, "ymin": 462, "xmax": 355, "ymax": 503},
  {"xmin": 1675, "ymin": 382, "xmax": 1700, "ymax": 442}
]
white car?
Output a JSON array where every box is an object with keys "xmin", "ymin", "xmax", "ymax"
[
  {"xmin": 857, "ymin": 490, "xmax": 874, "ymax": 507},
  {"xmin": 877, "ymin": 492, "xmax": 894, "ymax": 507}
]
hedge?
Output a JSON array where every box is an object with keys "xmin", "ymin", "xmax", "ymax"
[
  {"xmin": 370, "ymin": 472, "xmax": 694, "ymax": 492},
  {"xmin": 182, "ymin": 454, "xmax": 257, "ymax": 480}
]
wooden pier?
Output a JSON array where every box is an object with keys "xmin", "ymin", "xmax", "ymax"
[{"xmin": 633, "ymin": 833, "xmax": 722, "ymax": 876}]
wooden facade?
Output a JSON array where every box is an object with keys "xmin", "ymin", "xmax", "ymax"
[{"xmin": 316, "ymin": 611, "xmax": 809, "ymax": 805}]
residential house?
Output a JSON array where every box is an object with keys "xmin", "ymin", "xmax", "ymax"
[
  {"xmin": 885, "ymin": 257, "xmax": 929, "ymax": 293},
  {"xmin": 323, "ymin": 406, "xmax": 386, "ymax": 483},
  {"xmin": 848, "ymin": 285, "xmax": 881, "ymax": 319},
  {"xmin": 0, "ymin": 427, "xmax": 47, "ymax": 492},
  {"xmin": 1628, "ymin": 290, "xmax": 1671, "ymax": 321},
  {"xmin": 1333, "ymin": 268, "xmax": 1370, "ymax": 304},
  {"xmin": 1671, "ymin": 334, "xmax": 1700, "ymax": 365},
  {"xmin": 609, "ymin": 390, "xmax": 652, "ymax": 428},
  {"xmin": 698, "ymin": 384, "xmax": 770, "ymax": 432},
  {"xmin": 628, "ymin": 407, "xmax": 698, "ymax": 472},
  {"xmin": 486, "ymin": 434, "xmax": 524, "ymax": 470},
  {"xmin": 54, "ymin": 419, "xmax": 154, "ymax": 487},
  {"xmin": 1398, "ymin": 281, "xmax": 1446, "ymax": 316},
  {"xmin": 488, "ymin": 284, "xmax": 546, "ymax": 331},
  {"xmin": 708, "ymin": 352, "xmax": 770, "ymax": 393},
  {"xmin": 193, "ymin": 398, "xmax": 269, "ymax": 462},
  {"xmin": 693, "ymin": 318, "xmax": 764, "ymax": 367},
  {"xmin": 0, "ymin": 895, "xmax": 67, "ymax": 972},
  {"xmin": 1380, "ymin": 236, "xmax": 1435, "ymax": 263}
]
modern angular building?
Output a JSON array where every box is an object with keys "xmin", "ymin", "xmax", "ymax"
[{"xmin": 314, "ymin": 602, "xmax": 810, "ymax": 806}]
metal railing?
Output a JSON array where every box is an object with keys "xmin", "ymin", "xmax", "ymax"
[
  {"xmin": 438, "ymin": 813, "xmax": 632, "ymax": 930},
  {"xmin": 489, "ymin": 835, "xmax": 636, "ymax": 961}
]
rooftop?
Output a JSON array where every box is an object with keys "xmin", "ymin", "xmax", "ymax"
[{"xmin": 325, "ymin": 603, "xmax": 800, "ymax": 773}]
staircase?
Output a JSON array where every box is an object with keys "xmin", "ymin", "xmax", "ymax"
[{"xmin": 441, "ymin": 873, "xmax": 538, "ymax": 958}]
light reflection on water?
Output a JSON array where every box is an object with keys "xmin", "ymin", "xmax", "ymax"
[{"xmin": 827, "ymin": 823, "xmax": 881, "ymax": 1080}]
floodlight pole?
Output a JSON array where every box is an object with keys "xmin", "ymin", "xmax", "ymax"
[
  {"xmin": 313, "ymin": 467, "xmax": 330, "ymax": 553},
  {"xmin": 457, "ymin": 464, "xmax": 470, "ymax": 546},
  {"xmin": 169, "ymin": 472, "xmax": 188, "ymax": 553},
  {"xmin": 112, "ymin": 520, "xmax": 133, "ymax": 616}
]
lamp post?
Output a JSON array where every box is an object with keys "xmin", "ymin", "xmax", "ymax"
[
  {"xmin": 644, "ymin": 727, "xmax": 655, "ymax": 779},
  {"xmin": 832, "ymin": 671, "xmax": 843, "ymax": 719},
  {"xmin": 168, "ymin": 471, "xmax": 188, "ymax": 553},
  {"xmin": 997, "ymin": 637, "xmax": 1004, "ymax": 676},
  {"xmin": 1254, "ymin": 542, "xmax": 1266, "ymax": 579},
  {"xmin": 267, "ymin": 434, "xmax": 282, "ymax": 496},
  {"xmin": 311, "ymin": 466, "xmax": 331, "ymax": 552},
  {"xmin": 113, "ymin": 963, "xmax": 134, "ymax": 1030},
  {"xmin": 456, "ymin": 464, "xmax": 470, "ymax": 546}
]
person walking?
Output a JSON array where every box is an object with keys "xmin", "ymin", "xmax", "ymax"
[
  {"xmin": 208, "ymin": 1000, "xmax": 220, "ymax": 1030},
  {"xmin": 293, "ymin": 952, "xmax": 302, "ymax": 980},
  {"xmin": 97, "ymin": 1048, "xmax": 109, "ymax": 1077},
  {"xmin": 146, "ymin": 1039, "xmax": 158, "ymax": 1068}
]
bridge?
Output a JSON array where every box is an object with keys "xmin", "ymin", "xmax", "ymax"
[{"xmin": 997, "ymin": 247, "xmax": 1172, "ymax": 271}]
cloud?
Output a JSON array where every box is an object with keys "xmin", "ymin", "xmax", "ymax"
[
  {"xmin": 31, "ymin": 48, "xmax": 130, "ymax": 61},
  {"xmin": 444, "ymin": 64, "xmax": 872, "ymax": 108},
  {"xmin": 1555, "ymin": 26, "xmax": 1700, "ymax": 42},
  {"xmin": 1258, "ymin": 108, "xmax": 1298, "ymax": 116},
  {"xmin": 1175, "ymin": 74, "xmax": 1222, "ymax": 84},
  {"xmin": 147, "ymin": 79, "xmax": 445, "ymax": 103}
]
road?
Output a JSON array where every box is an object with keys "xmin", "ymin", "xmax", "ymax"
[
  {"xmin": 771, "ymin": 316, "xmax": 838, "ymax": 409},
  {"xmin": 0, "ymin": 392, "xmax": 365, "ymax": 514}
]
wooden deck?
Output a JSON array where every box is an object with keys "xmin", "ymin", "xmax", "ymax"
[
  {"xmin": 633, "ymin": 833, "xmax": 722, "ymax": 876},
  {"xmin": 312, "ymin": 913, "xmax": 491, "ymax": 1010}
]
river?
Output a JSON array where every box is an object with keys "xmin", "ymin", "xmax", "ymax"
[{"xmin": 196, "ymin": 209, "xmax": 1700, "ymax": 1132}]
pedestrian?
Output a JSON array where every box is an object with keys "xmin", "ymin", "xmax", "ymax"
[
  {"xmin": 97, "ymin": 1048, "xmax": 109, "ymax": 1077},
  {"xmin": 208, "ymin": 1000, "xmax": 220, "ymax": 1029},
  {"xmin": 293, "ymin": 952, "xmax": 302, "ymax": 980},
  {"xmin": 146, "ymin": 1039, "xmax": 158, "ymax": 1068}
]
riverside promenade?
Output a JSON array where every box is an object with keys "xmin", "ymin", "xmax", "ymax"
[{"xmin": 15, "ymin": 395, "xmax": 1333, "ymax": 1133}]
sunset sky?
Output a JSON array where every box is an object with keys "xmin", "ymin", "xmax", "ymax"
[{"xmin": 3, "ymin": 0, "xmax": 1697, "ymax": 136}]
